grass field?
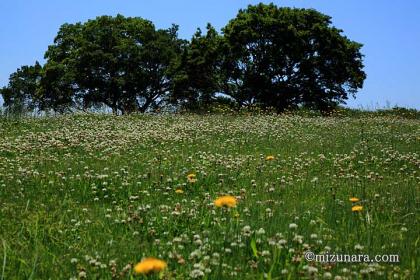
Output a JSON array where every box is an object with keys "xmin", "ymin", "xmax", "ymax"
[{"xmin": 0, "ymin": 113, "xmax": 419, "ymax": 279}]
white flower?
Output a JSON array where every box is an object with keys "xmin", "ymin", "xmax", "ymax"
[
  {"xmin": 190, "ymin": 269, "xmax": 205, "ymax": 278},
  {"xmin": 341, "ymin": 268, "xmax": 349, "ymax": 274},
  {"xmin": 307, "ymin": 266, "xmax": 318, "ymax": 274},
  {"xmin": 354, "ymin": 244, "xmax": 364, "ymax": 251},
  {"xmin": 278, "ymin": 239, "xmax": 287, "ymax": 245},
  {"xmin": 323, "ymin": 272, "xmax": 332, "ymax": 279},
  {"xmin": 241, "ymin": 225, "xmax": 252, "ymax": 237},
  {"xmin": 289, "ymin": 223, "xmax": 298, "ymax": 230},
  {"xmin": 256, "ymin": 228, "xmax": 266, "ymax": 235},
  {"xmin": 261, "ymin": 250, "xmax": 270, "ymax": 257}
]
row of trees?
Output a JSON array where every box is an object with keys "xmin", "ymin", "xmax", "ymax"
[{"xmin": 1, "ymin": 3, "xmax": 366, "ymax": 114}]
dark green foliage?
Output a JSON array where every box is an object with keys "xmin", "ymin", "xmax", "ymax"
[
  {"xmin": 43, "ymin": 15, "xmax": 184, "ymax": 114},
  {"xmin": 220, "ymin": 3, "xmax": 366, "ymax": 112},
  {"xmin": 1, "ymin": 4, "xmax": 367, "ymax": 114},
  {"xmin": 0, "ymin": 62, "xmax": 42, "ymax": 115},
  {"xmin": 38, "ymin": 61, "xmax": 76, "ymax": 113},
  {"xmin": 172, "ymin": 24, "xmax": 223, "ymax": 110}
]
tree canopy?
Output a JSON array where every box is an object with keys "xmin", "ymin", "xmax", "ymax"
[
  {"xmin": 1, "ymin": 62, "xmax": 42, "ymax": 114},
  {"xmin": 172, "ymin": 24, "xmax": 224, "ymax": 110},
  {"xmin": 42, "ymin": 15, "xmax": 184, "ymax": 114},
  {"xmin": 1, "ymin": 4, "xmax": 366, "ymax": 114},
  {"xmin": 220, "ymin": 4, "xmax": 366, "ymax": 111}
]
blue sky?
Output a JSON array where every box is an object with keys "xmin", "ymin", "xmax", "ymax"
[{"xmin": 0, "ymin": 0, "xmax": 419, "ymax": 109}]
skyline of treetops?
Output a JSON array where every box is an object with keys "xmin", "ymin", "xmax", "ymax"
[{"xmin": 1, "ymin": 3, "xmax": 366, "ymax": 115}]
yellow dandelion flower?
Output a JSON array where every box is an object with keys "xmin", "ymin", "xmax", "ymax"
[
  {"xmin": 352, "ymin": 205, "xmax": 363, "ymax": 212},
  {"xmin": 214, "ymin": 195, "xmax": 237, "ymax": 208},
  {"xmin": 175, "ymin": 189, "xmax": 184, "ymax": 194},
  {"xmin": 134, "ymin": 257, "xmax": 167, "ymax": 275},
  {"xmin": 266, "ymin": 155, "xmax": 275, "ymax": 161},
  {"xmin": 187, "ymin": 173, "xmax": 197, "ymax": 183},
  {"xmin": 349, "ymin": 197, "xmax": 360, "ymax": 203}
]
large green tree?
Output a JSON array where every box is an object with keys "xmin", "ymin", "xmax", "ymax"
[
  {"xmin": 172, "ymin": 24, "xmax": 223, "ymax": 110},
  {"xmin": 44, "ymin": 15, "xmax": 183, "ymax": 114},
  {"xmin": 37, "ymin": 61, "xmax": 77, "ymax": 113},
  {"xmin": 0, "ymin": 62, "xmax": 43, "ymax": 114},
  {"xmin": 221, "ymin": 3, "xmax": 366, "ymax": 111},
  {"xmin": 1, "ymin": 5, "xmax": 366, "ymax": 114}
]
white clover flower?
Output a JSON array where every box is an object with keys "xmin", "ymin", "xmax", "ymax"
[
  {"xmin": 278, "ymin": 239, "xmax": 287, "ymax": 245},
  {"xmin": 193, "ymin": 263, "xmax": 205, "ymax": 270},
  {"xmin": 323, "ymin": 272, "xmax": 332, "ymax": 279},
  {"xmin": 256, "ymin": 228, "xmax": 266, "ymax": 235},
  {"xmin": 354, "ymin": 244, "xmax": 364, "ymax": 251},
  {"xmin": 289, "ymin": 223, "xmax": 298, "ymax": 230},
  {"xmin": 307, "ymin": 266, "xmax": 318, "ymax": 274},
  {"xmin": 173, "ymin": 237, "xmax": 182, "ymax": 243},
  {"xmin": 189, "ymin": 269, "xmax": 205, "ymax": 278},
  {"xmin": 241, "ymin": 225, "xmax": 252, "ymax": 237},
  {"xmin": 261, "ymin": 250, "xmax": 270, "ymax": 257},
  {"xmin": 360, "ymin": 269, "xmax": 369, "ymax": 275}
]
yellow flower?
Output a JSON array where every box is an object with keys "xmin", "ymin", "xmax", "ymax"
[
  {"xmin": 352, "ymin": 205, "xmax": 363, "ymax": 212},
  {"xmin": 175, "ymin": 189, "xmax": 184, "ymax": 194},
  {"xmin": 349, "ymin": 197, "xmax": 360, "ymax": 203},
  {"xmin": 187, "ymin": 173, "xmax": 197, "ymax": 183},
  {"xmin": 134, "ymin": 257, "xmax": 167, "ymax": 275},
  {"xmin": 266, "ymin": 155, "xmax": 275, "ymax": 161},
  {"xmin": 214, "ymin": 195, "xmax": 237, "ymax": 208}
]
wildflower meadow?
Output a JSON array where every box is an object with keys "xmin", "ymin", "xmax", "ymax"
[{"xmin": 0, "ymin": 112, "xmax": 419, "ymax": 279}]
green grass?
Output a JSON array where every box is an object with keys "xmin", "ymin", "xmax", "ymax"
[{"xmin": 0, "ymin": 113, "xmax": 419, "ymax": 279}]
